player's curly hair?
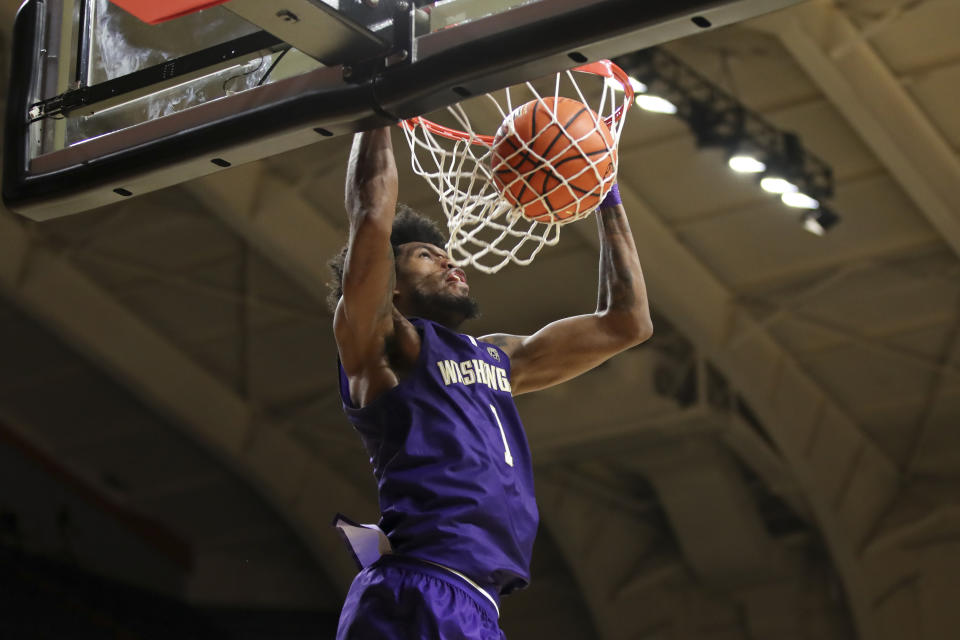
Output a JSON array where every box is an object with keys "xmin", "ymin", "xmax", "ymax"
[{"xmin": 326, "ymin": 204, "xmax": 447, "ymax": 312}]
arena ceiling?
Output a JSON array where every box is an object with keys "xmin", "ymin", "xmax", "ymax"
[{"xmin": 1, "ymin": 1, "xmax": 958, "ymax": 638}]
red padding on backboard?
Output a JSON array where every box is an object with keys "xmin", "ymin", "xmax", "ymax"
[{"xmin": 109, "ymin": 0, "xmax": 232, "ymax": 24}]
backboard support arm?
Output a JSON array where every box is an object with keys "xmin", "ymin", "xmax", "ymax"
[
  {"xmin": 222, "ymin": 0, "xmax": 393, "ymax": 67},
  {"xmin": 29, "ymin": 31, "xmax": 285, "ymax": 120}
]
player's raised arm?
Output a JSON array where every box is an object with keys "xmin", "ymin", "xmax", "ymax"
[
  {"xmin": 482, "ymin": 185, "xmax": 652, "ymax": 395},
  {"xmin": 334, "ymin": 128, "xmax": 399, "ymax": 377}
]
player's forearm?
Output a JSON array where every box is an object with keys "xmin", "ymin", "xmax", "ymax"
[
  {"xmin": 595, "ymin": 201, "xmax": 652, "ymax": 341},
  {"xmin": 339, "ymin": 127, "xmax": 399, "ymax": 336},
  {"xmin": 345, "ymin": 127, "xmax": 398, "ymax": 232}
]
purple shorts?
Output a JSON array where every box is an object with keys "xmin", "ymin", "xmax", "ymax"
[{"xmin": 336, "ymin": 556, "xmax": 506, "ymax": 640}]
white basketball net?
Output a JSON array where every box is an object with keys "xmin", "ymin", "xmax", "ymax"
[{"xmin": 400, "ymin": 60, "xmax": 634, "ymax": 274}]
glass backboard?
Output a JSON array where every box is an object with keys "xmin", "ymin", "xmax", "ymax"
[{"xmin": 3, "ymin": 0, "xmax": 802, "ymax": 220}]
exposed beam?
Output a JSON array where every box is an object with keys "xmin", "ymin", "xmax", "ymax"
[
  {"xmin": 625, "ymin": 438, "xmax": 792, "ymax": 589},
  {"xmin": 531, "ymin": 406, "xmax": 723, "ymax": 465},
  {"xmin": 865, "ymin": 505, "xmax": 960, "ymax": 555},
  {"xmin": 0, "ymin": 209, "xmax": 374, "ymax": 595},
  {"xmin": 788, "ymin": 310, "xmax": 960, "ymax": 381},
  {"xmin": 906, "ymin": 315, "xmax": 960, "ymax": 473},
  {"xmin": 79, "ymin": 248, "xmax": 319, "ymax": 321},
  {"xmin": 751, "ymin": 0, "xmax": 960, "ymax": 259},
  {"xmin": 722, "ymin": 414, "xmax": 813, "ymax": 521},
  {"xmin": 536, "ymin": 388, "xmax": 813, "ymax": 526},
  {"xmin": 741, "ymin": 299, "xmax": 957, "ymax": 337},
  {"xmin": 538, "ymin": 457, "xmax": 807, "ymax": 640},
  {"xmin": 725, "ymin": 259, "xmax": 871, "ymax": 351},
  {"xmin": 536, "ymin": 473, "xmax": 673, "ymax": 640},
  {"xmin": 731, "ymin": 236, "xmax": 945, "ymax": 296},
  {"xmin": 183, "ymin": 164, "xmax": 344, "ymax": 303},
  {"xmin": 854, "ymin": 384, "xmax": 960, "ymax": 415}
]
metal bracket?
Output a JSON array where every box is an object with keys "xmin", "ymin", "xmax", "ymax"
[
  {"xmin": 223, "ymin": 0, "xmax": 392, "ymax": 67},
  {"xmin": 342, "ymin": 0, "xmax": 416, "ymax": 84},
  {"xmin": 27, "ymin": 30, "xmax": 284, "ymax": 120}
]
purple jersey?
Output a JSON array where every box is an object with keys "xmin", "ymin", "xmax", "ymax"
[{"xmin": 338, "ymin": 317, "xmax": 538, "ymax": 598}]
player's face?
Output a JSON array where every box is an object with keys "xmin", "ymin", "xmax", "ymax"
[{"xmin": 394, "ymin": 242, "xmax": 479, "ymax": 327}]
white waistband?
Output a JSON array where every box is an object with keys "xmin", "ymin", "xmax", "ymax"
[{"xmin": 420, "ymin": 558, "xmax": 500, "ymax": 617}]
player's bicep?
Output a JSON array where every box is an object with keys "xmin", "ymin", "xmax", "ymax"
[
  {"xmin": 337, "ymin": 220, "xmax": 396, "ymax": 371},
  {"xmin": 485, "ymin": 315, "xmax": 630, "ymax": 395},
  {"xmin": 342, "ymin": 221, "xmax": 395, "ymax": 305}
]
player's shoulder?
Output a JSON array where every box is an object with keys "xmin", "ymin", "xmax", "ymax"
[{"xmin": 478, "ymin": 333, "xmax": 525, "ymax": 358}]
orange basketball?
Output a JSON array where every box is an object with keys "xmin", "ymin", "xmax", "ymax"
[{"xmin": 491, "ymin": 97, "xmax": 617, "ymax": 223}]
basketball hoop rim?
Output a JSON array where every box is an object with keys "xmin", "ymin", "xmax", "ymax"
[{"xmin": 399, "ymin": 60, "xmax": 634, "ymax": 146}]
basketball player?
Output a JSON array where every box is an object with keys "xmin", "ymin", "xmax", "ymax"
[{"xmin": 329, "ymin": 127, "xmax": 652, "ymax": 639}]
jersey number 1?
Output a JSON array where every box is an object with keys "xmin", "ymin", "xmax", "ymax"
[{"xmin": 488, "ymin": 404, "xmax": 514, "ymax": 467}]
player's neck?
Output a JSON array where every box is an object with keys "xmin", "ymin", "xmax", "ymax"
[
  {"xmin": 404, "ymin": 309, "xmax": 468, "ymax": 331},
  {"xmin": 396, "ymin": 292, "xmax": 479, "ymax": 330}
]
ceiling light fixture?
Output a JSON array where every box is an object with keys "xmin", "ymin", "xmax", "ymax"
[
  {"xmin": 605, "ymin": 75, "xmax": 647, "ymax": 94},
  {"xmin": 760, "ymin": 176, "xmax": 798, "ymax": 194},
  {"xmin": 635, "ymin": 94, "xmax": 677, "ymax": 114},
  {"xmin": 781, "ymin": 191, "xmax": 820, "ymax": 209},
  {"xmin": 614, "ymin": 47, "xmax": 841, "ymax": 235},
  {"xmin": 802, "ymin": 207, "xmax": 840, "ymax": 236},
  {"xmin": 728, "ymin": 154, "xmax": 766, "ymax": 173}
]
